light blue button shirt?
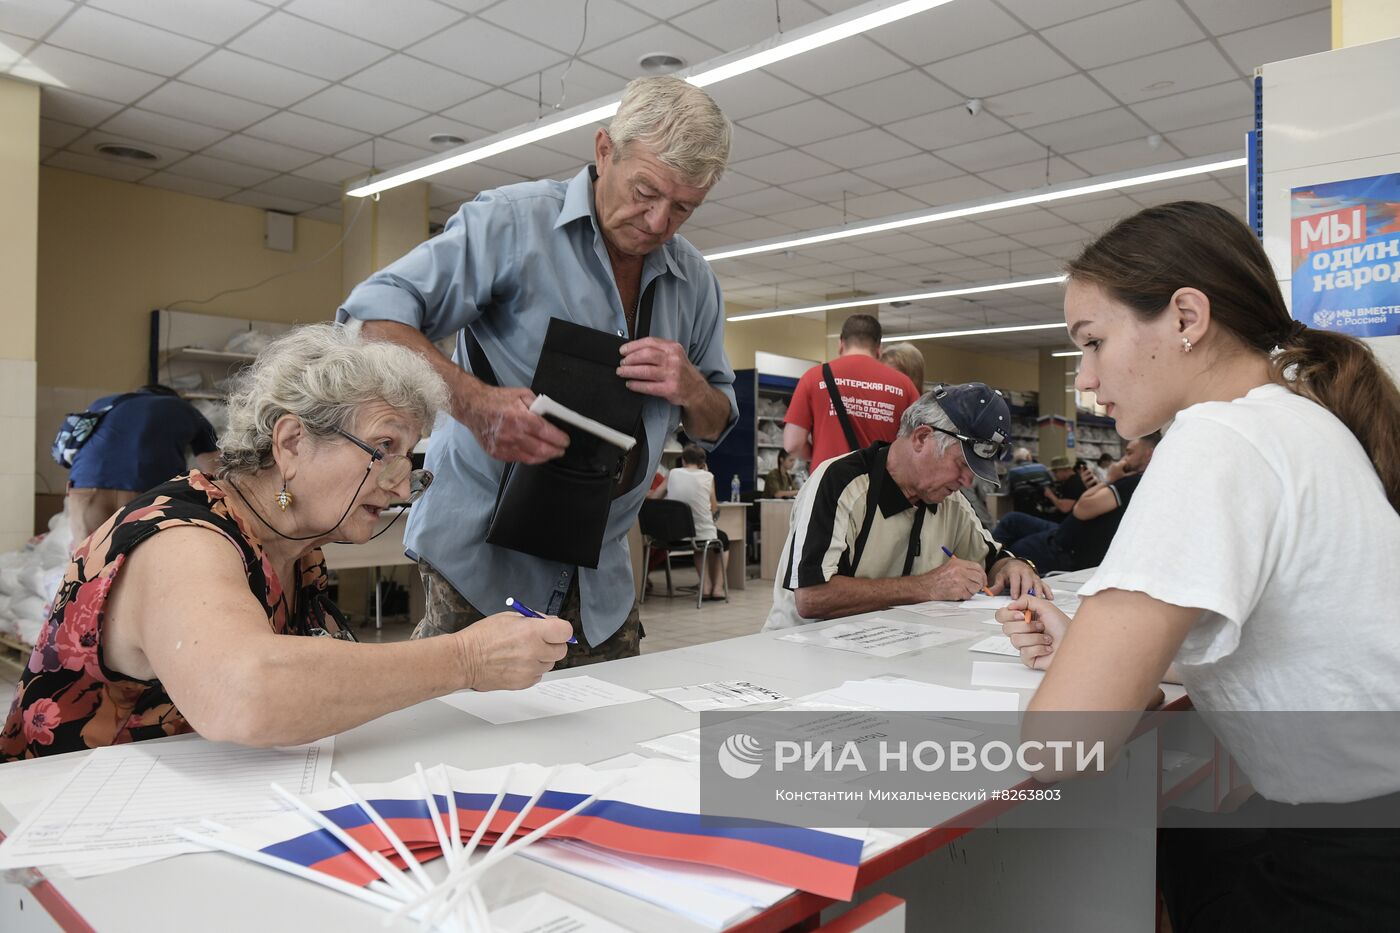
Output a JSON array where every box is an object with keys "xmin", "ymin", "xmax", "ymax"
[{"xmin": 337, "ymin": 166, "xmax": 737, "ymax": 646}]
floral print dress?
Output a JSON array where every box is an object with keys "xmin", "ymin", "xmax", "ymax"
[{"xmin": 0, "ymin": 471, "xmax": 346, "ymax": 761}]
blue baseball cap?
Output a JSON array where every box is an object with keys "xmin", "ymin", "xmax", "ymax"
[{"xmin": 930, "ymin": 382, "xmax": 1011, "ymax": 486}]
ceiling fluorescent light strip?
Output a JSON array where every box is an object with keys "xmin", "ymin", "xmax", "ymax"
[
  {"xmin": 346, "ymin": 0, "xmax": 954, "ymax": 198},
  {"xmin": 891, "ymin": 321, "xmax": 1068, "ymax": 341},
  {"xmin": 704, "ymin": 153, "xmax": 1247, "ymax": 262},
  {"xmin": 726, "ymin": 274, "xmax": 1066, "ymax": 322}
]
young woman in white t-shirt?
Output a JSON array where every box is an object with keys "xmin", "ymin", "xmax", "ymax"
[
  {"xmin": 663, "ymin": 444, "xmax": 729, "ymax": 599},
  {"xmin": 996, "ymin": 201, "xmax": 1400, "ymax": 931}
]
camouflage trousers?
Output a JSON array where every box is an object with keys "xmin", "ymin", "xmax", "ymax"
[{"xmin": 411, "ymin": 560, "xmax": 642, "ymax": 668}]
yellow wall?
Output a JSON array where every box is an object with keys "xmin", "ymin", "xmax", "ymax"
[
  {"xmin": 0, "ymin": 80, "xmax": 39, "ymax": 362},
  {"xmin": 910, "ymin": 339, "xmax": 1039, "ymax": 393},
  {"xmin": 37, "ymin": 167, "xmax": 345, "ymax": 391},
  {"xmin": 1334, "ymin": 0, "xmax": 1400, "ymax": 48},
  {"xmin": 722, "ymin": 313, "xmax": 827, "ymax": 370}
]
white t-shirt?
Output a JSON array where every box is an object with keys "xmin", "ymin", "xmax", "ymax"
[
  {"xmin": 1080, "ymin": 383, "xmax": 1400, "ymax": 803},
  {"xmin": 665, "ymin": 467, "xmax": 717, "ymax": 540}
]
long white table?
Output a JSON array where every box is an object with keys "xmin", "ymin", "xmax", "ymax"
[{"xmin": 0, "ymin": 580, "xmax": 1212, "ymax": 932}]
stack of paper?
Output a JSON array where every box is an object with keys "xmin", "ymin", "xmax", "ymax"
[
  {"xmin": 650, "ymin": 680, "xmax": 789, "ymax": 712},
  {"xmin": 778, "ymin": 618, "xmax": 970, "ymax": 657},
  {"xmin": 969, "ymin": 661, "xmax": 1045, "ymax": 691},
  {"xmin": 438, "ymin": 674, "xmax": 651, "ymax": 724}
]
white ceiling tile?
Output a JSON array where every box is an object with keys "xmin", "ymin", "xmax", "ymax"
[
  {"xmin": 38, "ymin": 117, "xmax": 82, "ymax": 147},
  {"xmin": 1129, "ymin": 175, "xmax": 1237, "ymax": 205},
  {"xmin": 348, "ymin": 55, "xmax": 489, "ymax": 113},
  {"xmin": 283, "ymin": 0, "xmax": 462, "ymax": 49},
  {"xmin": 671, "ymin": 0, "xmax": 829, "ymax": 50},
  {"xmin": 953, "ymin": 233, "xmax": 1025, "ymax": 255},
  {"xmin": 410, "ymin": 19, "xmax": 566, "ymax": 85},
  {"xmin": 431, "ymin": 0, "xmax": 494, "ymax": 12},
  {"xmin": 855, "ymin": 152, "xmax": 962, "ymax": 188},
  {"xmin": 762, "ymin": 36, "xmax": 907, "ymax": 96},
  {"xmin": 0, "ymin": 31, "xmax": 33, "ymax": 67},
  {"xmin": 441, "ymin": 88, "xmax": 541, "ymax": 134},
  {"xmin": 88, "ymin": 0, "xmax": 268, "ymax": 45},
  {"xmin": 867, "ymin": 0, "xmax": 1024, "ymax": 66},
  {"xmin": 38, "ymin": 87, "xmax": 121, "ymax": 125},
  {"xmin": 804, "ymin": 127, "xmax": 919, "ymax": 170},
  {"xmin": 205, "ymin": 132, "xmax": 321, "ymax": 171},
  {"xmin": 11, "ymin": 43, "xmax": 164, "ymax": 103},
  {"xmin": 938, "ymin": 131, "xmax": 1047, "ymax": 172},
  {"xmin": 841, "ymin": 189, "xmax": 928, "ymax": 219},
  {"xmin": 101, "ymin": 109, "xmax": 227, "ymax": 150},
  {"xmin": 979, "ymin": 156, "xmax": 1089, "ymax": 190},
  {"xmin": 706, "ymin": 170, "xmax": 767, "ymax": 199},
  {"xmin": 705, "ymin": 216, "xmax": 800, "ymax": 242},
  {"xmin": 781, "ymin": 169, "xmax": 886, "ymax": 201},
  {"xmin": 1090, "ymin": 41, "xmax": 1238, "ymax": 104},
  {"xmin": 1182, "ymin": 0, "xmax": 1325, "ymax": 35},
  {"xmin": 255, "ymin": 173, "xmax": 342, "ymax": 204},
  {"xmin": 0, "ymin": 0, "xmax": 72, "ymax": 40},
  {"xmin": 826, "ymin": 69, "xmax": 961, "ymax": 126},
  {"xmin": 1047, "ymin": 192, "xmax": 1144, "ymax": 224},
  {"xmin": 1023, "ymin": 107, "xmax": 1152, "ymax": 154},
  {"xmin": 579, "ymin": 22, "xmax": 721, "ymax": 81},
  {"xmin": 717, "ymin": 186, "xmax": 816, "ymax": 215},
  {"xmin": 182, "ymin": 50, "xmax": 328, "ymax": 107},
  {"xmin": 478, "ymin": 145, "xmax": 582, "ymax": 181},
  {"xmin": 140, "ymin": 171, "xmax": 239, "ymax": 199},
  {"xmin": 731, "ymin": 148, "xmax": 839, "ymax": 185},
  {"xmin": 1041, "ymin": 0, "xmax": 1204, "ymax": 69},
  {"xmin": 727, "ymin": 125, "xmax": 787, "ymax": 162},
  {"xmin": 901, "ymin": 173, "xmax": 1005, "ymax": 207},
  {"xmin": 247, "ymin": 111, "xmax": 367, "ymax": 154},
  {"xmin": 994, "ymin": 0, "xmax": 1133, "ymax": 29},
  {"xmin": 428, "ymin": 182, "xmax": 471, "ymax": 206},
  {"xmin": 47, "ymin": 7, "xmax": 211, "ymax": 75},
  {"xmin": 887, "ymin": 104, "xmax": 1012, "ymax": 151},
  {"xmin": 766, "ymin": 203, "xmax": 847, "ymax": 229},
  {"xmin": 166, "ymin": 152, "xmax": 278, "ymax": 187},
  {"xmin": 430, "ymin": 162, "xmax": 530, "ymax": 196},
  {"xmin": 292, "ymin": 85, "xmax": 426, "ymax": 135},
  {"xmin": 740, "ymin": 98, "xmax": 866, "ymax": 147},
  {"xmin": 1217, "ymin": 10, "xmax": 1329, "ymax": 74},
  {"xmin": 229, "ymin": 12, "xmax": 387, "ymax": 81},
  {"xmin": 383, "ymin": 114, "xmax": 487, "ymax": 152},
  {"xmin": 337, "ymin": 137, "xmax": 433, "ymax": 169},
  {"xmin": 528, "ymin": 123, "xmax": 599, "ymax": 161},
  {"xmin": 45, "ymin": 148, "xmax": 155, "ymax": 182},
  {"xmin": 924, "ymin": 34, "xmax": 1075, "ymax": 98},
  {"xmin": 1130, "ymin": 81, "xmax": 1252, "ymax": 133},
  {"xmin": 137, "ymin": 82, "xmax": 275, "ymax": 132},
  {"xmin": 293, "ymin": 155, "xmax": 369, "ymax": 185},
  {"xmin": 1066, "ymin": 137, "xmax": 1183, "ymax": 174},
  {"xmin": 991, "ymin": 74, "xmax": 1119, "ymax": 129},
  {"xmin": 482, "ymin": 0, "xmax": 652, "ymax": 55},
  {"xmin": 1013, "ymin": 224, "xmax": 1092, "ymax": 248},
  {"xmin": 975, "ymin": 208, "xmax": 1073, "ymax": 236},
  {"xmin": 1164, "ymin": 117, "xmax": 1251, "ymax": 157},
  {"xmin": 226, "ymin": 189, "xmax": 317, "ymax": 213},
  {"xmin": 702, "ymin": 70, "xmax": 808, "ymax": 121},
  {"xmin": 302, "ymin": 204, "xmax": 342, "ymax": 223},
  {"xmin": 504, "ymin": 60, "xmax": 627, "ymax": 113}
]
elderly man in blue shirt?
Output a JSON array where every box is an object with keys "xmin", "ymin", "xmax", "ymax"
[{"xmin": 338, "ymin": 76, "xmax": 737, "ymax": 665}]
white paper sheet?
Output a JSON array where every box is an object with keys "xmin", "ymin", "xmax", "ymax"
[
  {"xmin": 438, "ymin": 675, "xmax": 652, "ymax": 724},
  {"xmin": 968, "ymin": 634, "xmax": 1020, "ymax": 657},
  {"xmin": 638, "ymin": 728, "xmax": 702, "ymax": 762},
  {"xmin": 777, "ymin": 618, "xmax": 970, "ymax": 658},
  {"xmin": 650, "ymin": 680, "xmax": 789, "ymax": 712},
  {"xmin": 898, "ymin": 601, "xmax": 968, "ymax": 619},
  {"xmin": 970, "ymin": 661, "xmax": 1045, "ymax": 691},
  {"xmin": 825, "ymin": 677, "xmax": 1020, "ymax": 713},
  {"xmin": 493, "ymin": 890, "xmax": 632, "ymax": 933},
  {"xmin": 0, "ymin": 736, "xmax": 331, "ymax": 870},
  {"xmin": 957, "ymin": 593, "xmax": 1018, "ymax": 610}
]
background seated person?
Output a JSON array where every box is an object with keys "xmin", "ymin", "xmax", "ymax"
[
  {"xmin": 763, "ymin": 448, "xmax": 799, "ymax": 498},
  {"xmin": 1006, "ymin": 447, "xmax": 1057, "ymax": 518},
  {"xmin": 664, "ymin": 444, "xmax": 729, "ymax": 600},
  {"xmin": 1, "ymin": 324, "xmax": 572, "ymax": 761},
  {"xmin": 990, "ymin": 434, "xmax": 1159, "ymax": 573},
  {"xmin": 1041, "ymin": 454, "xmax": 1087, "ymax": 516},
  {"xmin": 764, "ymin": 384, "xmax": 1046, "ymax": 630}
]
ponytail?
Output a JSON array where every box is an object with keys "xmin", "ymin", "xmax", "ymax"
[{"xmin": 1272, "ymin": 327, "xmax": 1400, "ymax": 513}]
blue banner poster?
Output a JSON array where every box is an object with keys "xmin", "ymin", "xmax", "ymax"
[{"xmin": 1290, "ymin": 173, "xmax": 1400, "ymax": 337}]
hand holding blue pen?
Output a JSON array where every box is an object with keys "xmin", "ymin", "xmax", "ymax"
[
  {"xmin": 942, "ymin": 545, "xmax": 1035, "ymax": 598},
  {"xmin": 506, "ymin": 597, "xmax": 577, "ymax": 644}
]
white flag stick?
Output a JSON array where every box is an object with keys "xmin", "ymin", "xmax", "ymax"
[
  {"xmin": 331, "ymin": 771, "xmax": 433, "ymax": 895},
  {"xmin": 270, "ymin": 782, "xmax": 418, "ymax": 903}
]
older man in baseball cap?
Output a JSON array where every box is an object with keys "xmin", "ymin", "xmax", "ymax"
[{"xmin": 764, "ymin": 383, "xmax": 1046, "ymax": 630}]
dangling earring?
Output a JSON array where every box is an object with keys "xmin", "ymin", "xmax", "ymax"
[
  {"xmin": 275, "ymin": 482, "xmax": 293, "ymax": 512},
  {"xmin": 1181, "ymin": 336, "xmax": 1193, "ymax": 353}
]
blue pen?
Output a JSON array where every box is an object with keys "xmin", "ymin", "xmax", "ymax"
[{"xmin": 505, "ymin": 597, "xmax": 577, "ymax": 644}]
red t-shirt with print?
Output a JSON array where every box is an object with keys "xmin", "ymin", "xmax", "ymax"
[{"xmin": 784, "ymin": 355, "xmax": 919, "ymax": 470}]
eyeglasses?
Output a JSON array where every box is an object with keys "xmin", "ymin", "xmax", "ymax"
[
  {"xmin": 930, "ymin": 426, "xmax": 1009, "ymax": 461},
  {"xmin": 336, "ymin": 429, "xmax": 433, "ymax": 503}
]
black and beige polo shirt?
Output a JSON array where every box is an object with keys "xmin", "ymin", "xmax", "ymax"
[{"xmin": 764, "ymin": 444, "xmax": 1003, "ymax": 630}]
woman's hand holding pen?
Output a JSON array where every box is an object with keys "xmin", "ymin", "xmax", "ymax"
[
  {"xmin": 457, "ymin": 612, "xmax": 573, "ymax": 691},
  {"xmin": 996, "ymin": 597, "xmax": 1071, "ymax": 671}
]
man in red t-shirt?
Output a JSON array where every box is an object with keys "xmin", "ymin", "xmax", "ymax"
[{"xmin": 782, "ymin": 314, "xmax": 919, "ymax": 470}]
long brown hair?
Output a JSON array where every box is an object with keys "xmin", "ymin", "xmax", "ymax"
[{"xmin": 1067, "ymin": 201, "xmax": 1400, "ymax": 512}]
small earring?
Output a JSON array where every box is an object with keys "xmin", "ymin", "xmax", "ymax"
[
  {"xmin": 1181, "ymin": 336, "xmax": 1193, "ymax": 353},
  {"xmin": 275, "ymin": 484, "xmax": 293, "ymax": 512}
]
